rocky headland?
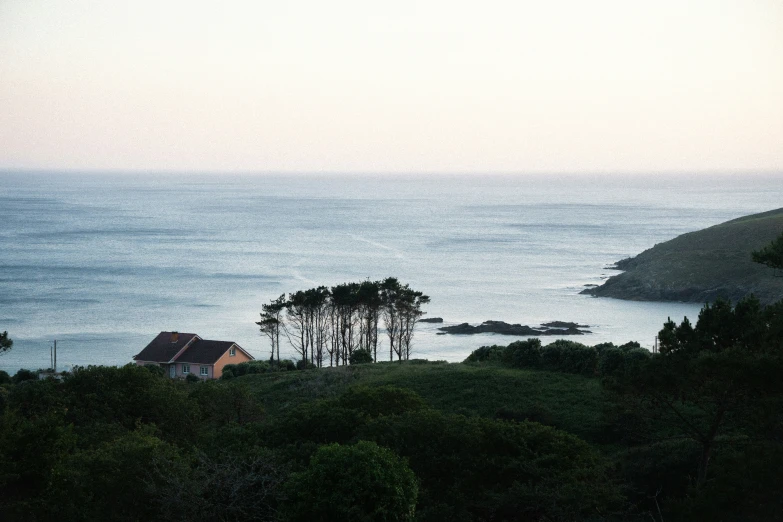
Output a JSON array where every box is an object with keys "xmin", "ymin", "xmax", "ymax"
[{"xmin": 582, "ymin": 208, "xmax": 783, "ymax": 305}]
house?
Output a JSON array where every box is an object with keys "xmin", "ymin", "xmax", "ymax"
[{"xmin": 133, "ymin": 331, "xmax": 253, "ymax": 379}]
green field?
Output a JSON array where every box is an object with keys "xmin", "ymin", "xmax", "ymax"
[{"xmin": 238, "ymin": 360, "xmax": 607, "ymax": 443}]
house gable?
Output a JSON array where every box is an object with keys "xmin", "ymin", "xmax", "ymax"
[{"xmin": 213, "ymin": 343, "xmax": 252, "ymax": 378}]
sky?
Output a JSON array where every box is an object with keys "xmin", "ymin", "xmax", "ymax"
[{"xmin": 1, "ymin": 0, "xmax": 782, "ymax": 174}]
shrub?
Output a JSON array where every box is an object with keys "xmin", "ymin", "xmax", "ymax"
[
  {"xmin": 668, "ymin": 443, "xmax": 783, "ymax": 522},
  {"xmin": 464, "ymin": 345, "xmax": 505, "ymax": 363},
  {"xmin": 12, "ymin": 368, "xmax": 37, "ymax": 384},
  {"xmin": 62, "ymin": 365, "xmax": 199, "ymax": 444},
  {"xmin": 236, "ymin": 361, "xmax": 271, "ymax": 375},
  {"xmin": 262, "ymin": 399, "xmax": 366, "ymax": 447},
  {"xmin": 598, "ymin": 347, "xmax": 625, "ymax": 376},
  {"xmin": 221, "ymin": 360, "xmax": 277, "ymax": 379},
  {"xmin": 296, "ymin": 359, "xmax": 316, "ymax": 371},
  {"xmin": 143, "ymin": 364, "xmax": 165, "ymax": 377},
  {"xmin": 220, "ymin": 364, "xmax": 236, "ymax": 379},
  {"xmin": 360, "ymin": 409, "xmax": 622, "ymax": 521},
  {"xmin": 349, "ymin": 348, "xmax": 374, "ymax": 365},
  {"xmin": 622, "ymin": 347, "xmax": 651, "ymax": 377},
  {"xmin": 618, "ymin": 341, "xmax": 641, "ymax": 352},
  {"xmin": 272, "ymin": 359, "xmax": 296, "ymax": 372},
  {"xmin": 501, "ymin": 339, "xmax": 542, "ymax": 368},
  {"xmin": 46, "ymin": 428, "xmax": 182, "ymax": 521},
  {"xmin": 283, "ymin": 441, "xmax": 418, "ymax": 522},
  {"xmin": 616, "ymin": 439, "xmax": 701, "ymax": 510},
  {"xmin": 185, "ymin": 373, "xmax": 200, "ymax": 383}
]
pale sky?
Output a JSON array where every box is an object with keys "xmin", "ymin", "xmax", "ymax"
[{"xmin": 1, "ymin": 0, "xmax": 782, "ymax": 174}]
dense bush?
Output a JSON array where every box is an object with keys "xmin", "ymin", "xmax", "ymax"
[
  {"xmin": 296, "ymin": 359, "xmax": 316, "ymax": 371},
  {"xmin": 283, "ymin": 441, "xmax": 418, "ymax": 522},
  {"xmin": 502, "ymin": 338, "xmax": 542, "ymax": 368},
  {"xmin": 540, "ymin": 340, "xmax": 597, "ymax": 375},
  {"xmin": 143, "ymin": 363, "xmax": 166, "ymax": 376},
  {"xmin": 0, "ymin": 370, "xmax": 11, "ymax": 385},
  {"xmin": 12, "ymin": 368, "xmax": 36, "ymax": 383},
  {"xmin": 667, "ymin": 443, "xmax": 783, "ymax": 522},
  {"xmin": 46, "ymin": 427, "xmax": 182, "ymax": 521},
  {"xmin": 222, "ymin": 359, "xmax": 297, "ymax": 379},
  {"xmin": 349, "ymin": 348, "xmax": 374, "ymax": 365},
  {"xmin": 61, "ymin": 364, "xmax": 199, "ymax": 444},
  {"xmin": 466, "ymin": 338, "xmax": 650, "ymax": 378},
  {"xmin": 360, "ymin": 409, "xmax": 622, "ymax": 521},
  {"xmin": 463, "ymin": 344, "xmax": 506, "ymax": 363}
]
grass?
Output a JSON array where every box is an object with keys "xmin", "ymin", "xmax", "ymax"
[{"xmin": 236, "ymin": 360, "xmax": 608, "ymax": 443}]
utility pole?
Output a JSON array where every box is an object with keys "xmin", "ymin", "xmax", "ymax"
[{"xmin": 53, "ymin": 339, "xmax": 57, "ymax": 372}]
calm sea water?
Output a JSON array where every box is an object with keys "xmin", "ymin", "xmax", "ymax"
[{"xmin": 1, "ymin": 172, "xmax": 781, "ymax": 373}]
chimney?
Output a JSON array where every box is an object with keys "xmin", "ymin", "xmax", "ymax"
[{"xmin": 171, "ymin": 332, "xmax": 179, "ymax": 343}]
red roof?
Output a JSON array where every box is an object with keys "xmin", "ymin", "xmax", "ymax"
[
  {"xmin": 135, "ymin": 332, "xmax": 253, "ymax": 365},
  {"xmin": 134, "ymin": 332, "xmax": 198, "ymax": 363}
]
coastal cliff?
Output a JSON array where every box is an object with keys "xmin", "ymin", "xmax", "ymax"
[{"xmin": 582, "ymin": 208, "xmax": 783, "ymax": 304}]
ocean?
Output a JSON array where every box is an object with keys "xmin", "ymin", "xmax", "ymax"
[{"xmin": 1, "ymin": 171, "xmax": 781, "ymax": 374}]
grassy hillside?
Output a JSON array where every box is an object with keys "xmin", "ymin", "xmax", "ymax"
[
  {"xmin": 583, "ymin": 207, "xmax": 783, "ymax": 304},
  {"xmin": 238, "ymin": 360, "xmax": 608, "ymax": 442}
]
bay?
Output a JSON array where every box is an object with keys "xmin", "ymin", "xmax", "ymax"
[{"xmin": 1, "ymin": 171, "xmax": 781, "ymax": 373}]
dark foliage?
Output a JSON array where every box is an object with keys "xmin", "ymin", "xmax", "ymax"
[
  {"xmin": 0, "ymin": 331, "xmax": 12, "ymax": 354},
  {"xmin": 359, "ymin": 409, "xmax": 622, "ymax": 522},
  {"xmin": 349, "ymin": 348, "xmax": 374, "ymax": 365},
  {"xmin": 283, "ymin": 441, "xmax": 418, "ymax": 522},
  {"xmin": 12, "ymin": 368, "xmax": 36, "ymax": 384}
]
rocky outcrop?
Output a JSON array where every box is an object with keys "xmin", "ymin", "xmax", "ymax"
[
  {"xmin": 438, "ymin": 320, "xmax": 590, "ymax": 336},
  {"xmin": 419, "ymin": 317, "xmax": 444, "ymax": 323}
]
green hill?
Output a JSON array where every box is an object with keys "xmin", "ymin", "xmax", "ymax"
[
  {"xmin": 582, "ymin": 208, "xmax": 783, "ymax": 304},
  {"xmin": 238, "ymin": 361, "xmax": 607, "ymax": 442}
]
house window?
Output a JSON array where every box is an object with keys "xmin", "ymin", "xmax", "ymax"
[
  {"xmin": 200, "ymin": 366, "xmax": 209, "ymax": 376},
  {"xmin": 182, "ymin": 363, "xmax": 190, "ymax": 374},
  {"xmin": 229, "ymin": 347, "xmax": 236, "ymax": 357}
]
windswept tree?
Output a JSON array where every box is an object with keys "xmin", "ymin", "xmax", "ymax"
[
  {"xmin": 283, "ymin": 290, "xmax": 310, "ymax": 363},
  {"xmin": 259, "ymin": 278, "xmax": 429, "ymax": 366},
  {"xmin": 381, "ymin": 278, "xmax": 403, "ymax": 362},
  {"xmin": 331, "ymin": 282, "xmax": 360, "ymax": 365},
  {"xmin": 256, "ymin": 295, "xmax": 286, "ymax": 362},
  {"xmin": 356, "ymin": 280, "xmax": 382, "ymax": 361},
  {"xmin": 306, "ymin": 286, "xmax": 331, "ymax": 367},
  {"xmin": 398, "ymin": 289, "xmax": 430, "ymax": 360},
  {"xmin": 381, "ymin": 278, "xmax": 430, "ymax": 362}
]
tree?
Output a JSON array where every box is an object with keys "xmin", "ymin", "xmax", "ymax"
[
  {"xmin": 283, "ymin": 441, "xmax": 418, "ymax": 522},
  {"xmin": 257, "ymin": 294, "xmax": 286, "ymax": 362},
  {"xmin": 610, "ymin": 297, "xmax": 783, "ymax": 488},
  {"xmin": 0, "ymin": 331, "xmax": 12, "ymax": 355},
  {"xmin": 380, "ymin": 278, "xmax": 430, "ymax": 362},
  {"xmin": 752, "ymin": 231, "xmax": 783, "ymax": 272}
]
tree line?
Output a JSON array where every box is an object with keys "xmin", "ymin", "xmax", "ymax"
[{"xmin": 256, "ymin": 277, "xmax": 430, "ymax": 367}]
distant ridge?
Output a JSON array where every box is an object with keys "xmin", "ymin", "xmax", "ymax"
[{"xmin": 582, "ymin": 208, "xmax": 783, "ymax": 305}]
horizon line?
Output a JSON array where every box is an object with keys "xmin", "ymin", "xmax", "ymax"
[{"xmin": 2, "ymin": 167, "xmax": 782, "ymax": 178}]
